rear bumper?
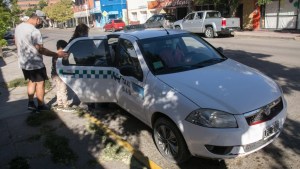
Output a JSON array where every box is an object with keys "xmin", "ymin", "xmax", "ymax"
[{"xmin": 219, "ymin": 27, "xmax": 240, "ymax": 35}]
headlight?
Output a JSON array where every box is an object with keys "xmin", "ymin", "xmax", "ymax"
[{"xmin": 186, "ymin": 109, "xmax": 238, "ymax": 128}]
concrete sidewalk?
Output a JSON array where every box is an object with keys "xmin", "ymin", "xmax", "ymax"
[
  {"xmin": 234, "ymin": 30, "xmax": 300, "ymax": 40},
  {"xmin": 0, "ymin": 48, "xmax": 144, "ymax": 169}
]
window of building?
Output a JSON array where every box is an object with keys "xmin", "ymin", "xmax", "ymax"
[{"xmin": 132, "ymin": 12, "xmax": 138, "ymax": 21}]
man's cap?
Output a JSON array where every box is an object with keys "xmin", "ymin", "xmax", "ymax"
[{"xmin": 30, "ymin": 10, "xmax": 45, "ymax": 18}]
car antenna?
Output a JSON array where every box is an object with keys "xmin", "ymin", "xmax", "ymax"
[
  {"xmin": 160, "ymin": 23, "xmax": 169, "ymax": 35},
  {"xmin": 163, "ymin": 27, "xmax": 170, "ymax": 35}
]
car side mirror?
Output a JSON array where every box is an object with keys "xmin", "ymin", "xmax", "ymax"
[
  {"xmin": 217, "ymin": 47, "xmax": 224, "ymax": 54},
  {"xmin": 120, "ymin": 66, "xmax": 136, "ymax": 77}
]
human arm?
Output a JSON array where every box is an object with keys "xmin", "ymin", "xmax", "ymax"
[{"xmin": 35, "ymin": 44, "xmax": 67, "ymax": 58}]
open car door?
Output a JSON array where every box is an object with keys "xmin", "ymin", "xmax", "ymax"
[{"xmin": 56, "ymin": 36, "xmax": 117, "ymax": 103}]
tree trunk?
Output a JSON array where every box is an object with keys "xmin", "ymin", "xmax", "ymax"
[{"xmin": 0, "ymin": 46, "xmax": 3, "ymax": 57}]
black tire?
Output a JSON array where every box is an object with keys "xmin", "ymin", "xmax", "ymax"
[
  {"xmin": 204, "ymin": 27, "xmax": 214, "ymax": 38},
  {"xmin": 153, "ymin": 117, "xmax": 190, "ymax": 164},
  {"xmin": 175, "ymin": 25, "xmax": 181, "ymax": 30}
]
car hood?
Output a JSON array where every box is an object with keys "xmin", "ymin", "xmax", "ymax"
[{"xmin": 157, "ymin": 59, "xmax": 281, "ymax": 115}]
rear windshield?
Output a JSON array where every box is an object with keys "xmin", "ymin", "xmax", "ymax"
[
  {"xmin": 205, "ymin": 12, "xmax": 221, "ymax": 18},
  {"xmin": 164, "ymin": 15, "xmax": 176, "ymax": 22},
  {"xmin": 114, "ymin": 20, "xmax": 123, "ymax": 23}
]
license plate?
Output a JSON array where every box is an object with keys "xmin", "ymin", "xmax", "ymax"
[{"xmin": 264, "ymin": 120, "xmax": 280, "ymax": 139}]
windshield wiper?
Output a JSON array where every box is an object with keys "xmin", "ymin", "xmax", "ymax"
[
  {"xmin": 155, "ymin": 66, "xmax": 192, "ymax": 74},
  {"xmin": 194, "ymin": 58, "xmax": 226, "ymax": 67}
]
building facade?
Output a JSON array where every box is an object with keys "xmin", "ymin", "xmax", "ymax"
[
  {"xmin": 127, "ymin": 0, "xmax": 156, "ymax": 24},
  {"xmin": 99, "ymin": 0, "xmax": 127, "ymax": 27},
  {"xmin": 17, "ymin": 0, "xmax": 39, "ymax": 10}
]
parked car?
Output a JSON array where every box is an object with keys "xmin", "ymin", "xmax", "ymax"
[
  {"xmin": 3, "ymin": 29, "xmax": 15, "ymax": 40},
  {"xmin": 104, "ymin": 19, "xmax": 126, "ymax": 32},
  {"xmin": 57, "ymin": 29, "xmax": 286, "ymax": 163},
  {"xmin": 173, "ymin": 10, "xmax": 240, "ymax": 38},
  {"xmin": 144, "ymin": 14, "xmax": 176, "ymax": 28}
]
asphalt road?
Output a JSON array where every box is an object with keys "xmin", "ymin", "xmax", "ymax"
[{"xmin": 41, "ymin": 28, "xmax": 300, "ymax": 169}]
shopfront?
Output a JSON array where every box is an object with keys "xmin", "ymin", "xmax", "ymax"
[{"xmin": 262, "ymin": 0, "xmax": 299, "ymax": 29}]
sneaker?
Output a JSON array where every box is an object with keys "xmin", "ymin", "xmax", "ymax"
[
  {"xmin": 28, "ymin": 101, "xmax": 37, "ymax": 111},
  {"xmin": 37, "ymin": 104, "xmax": 51, "ymax": 112}
]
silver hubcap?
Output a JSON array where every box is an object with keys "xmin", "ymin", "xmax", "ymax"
[
  {"xmin": 206, "ymin": 29, "xmax": 212, "ymax": 37},
  {"xmin": 156, "ymin": 125, "xmax": 178, "ymax": 156}
]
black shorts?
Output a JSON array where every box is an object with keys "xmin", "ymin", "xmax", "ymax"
[{"xmin": 22, "ymin": 67, "xmax": 48, "ymax": 82}]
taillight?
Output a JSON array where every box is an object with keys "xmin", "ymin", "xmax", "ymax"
[{"xmin": 222, "ymin": 18, "xmax": 226, "ymax": 27}]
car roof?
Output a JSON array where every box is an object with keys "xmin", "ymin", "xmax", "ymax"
[{"xmin": 114, "ymin": 28, "xmax": 189, "ymax": 40}]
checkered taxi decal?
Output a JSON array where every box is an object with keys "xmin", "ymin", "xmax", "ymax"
[{"xmin": 59, "ymin": 69, "xmax": 118, "ymax": 79}]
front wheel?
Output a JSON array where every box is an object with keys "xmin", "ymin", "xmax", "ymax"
[
  {"xmin": 175, "ymin": 25, "xmax": 181, "ymax": 30},
  {"xmin": 204, "ymin": 27, "xmax": 214, "ymax": 38},
  {"xmin": 153, "ymin": 117, "xmax": 190, "ymax": 164}
]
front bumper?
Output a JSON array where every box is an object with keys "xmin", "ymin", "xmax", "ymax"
[{"xmin": 181, "ymin": 99, "xmax": 287, "ymax": 159}]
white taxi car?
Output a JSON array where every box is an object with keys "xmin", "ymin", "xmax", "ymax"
[{"xmin": 57, "ymin": 29, "xmax": 287, "ymax": 163}]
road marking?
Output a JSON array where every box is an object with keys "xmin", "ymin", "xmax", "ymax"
[{"xmin": 84, "ymin": 113, "xmax": 162, "ymax": 169}]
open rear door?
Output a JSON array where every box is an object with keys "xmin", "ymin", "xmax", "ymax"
[{"xmin": 56, "ymin": 36, "xmax": 116, "ymax": 103}]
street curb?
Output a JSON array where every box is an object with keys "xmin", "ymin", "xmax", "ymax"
[
  {"xmin": 234, "ymin": 34, "xmax": 297, "ymax": 40},
  {"xmin": 84, "ymin": 113, "xmax": 162, "ymax": 169}
]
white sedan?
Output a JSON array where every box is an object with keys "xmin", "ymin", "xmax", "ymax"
[{"xmin": 57, "ymin": 29, "xmax": 287, "ymax": 163}]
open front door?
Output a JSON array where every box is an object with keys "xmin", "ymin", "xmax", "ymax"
[{"xmin": 57, "ymin": 36, "xmax": 116, "ymax": 103}]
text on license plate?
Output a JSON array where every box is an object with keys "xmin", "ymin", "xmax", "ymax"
[{"xmin": 264, "ymin": 120, "xmax": 280, "ymax": 139}]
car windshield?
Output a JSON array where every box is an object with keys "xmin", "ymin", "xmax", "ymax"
[
  {"xmin": 138, "ymin": 34, "xmax": 226, "ymax": 75},
  {"xmin": 114, "ymin": 20, "xmax": 123, "ymax": 23}
]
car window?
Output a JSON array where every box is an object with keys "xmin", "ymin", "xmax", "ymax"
[
  {"xmin": 206, "ymin": 12, "xmax": 221, "ymax": 18},
  {"xmin": 155, "ymin": 15, "xmax": 163, "ymax": 21},
  {"xmin": 147, "ymin": 16, "xmax": 155, "ymax": 23},
  {"xmin": 139, "ymin": 34, "xmax": 226, "ymax": 75},
  {"xmin": 114, "ymin": 20, "xmax": 123, "ymax": 23},
  {"xmin": 185, "ymin": 13, "xmax": 195, "ymax": 20},
  {"xmin": 164, "ymin": 15, "xmax": 176, "ymax": 22},
  {"xmin": 117, "ymin": 39, "xmax": 143, "ymax": 81},
  {"xmin": 196, "ymin": 12, "xmax": 203, "ymax": 19},
  {"xmin": 66, "ymin": 39, "xmax": 108, "ymax": 66}
]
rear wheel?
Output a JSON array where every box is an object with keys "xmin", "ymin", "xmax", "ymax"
[
  {"xmin": 153, "ymin": 117, "xmax": 190, "ymax": 164},
  {"xmin": 204, "ymin": 27, "xmax": 214, "ymax": 38}
]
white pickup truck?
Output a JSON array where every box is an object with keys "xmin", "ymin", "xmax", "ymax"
[{"xmin": 173, "ymin": 10, "xmax": 240, "ymax": 38}]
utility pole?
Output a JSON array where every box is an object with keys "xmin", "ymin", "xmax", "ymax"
[
  {"xmin": 188, "ymin": 0, "xmax": 193, "ymax": 13},
  {"xmin": 85, "ymin": 0, "xmax": 89, "ymax": 27}
]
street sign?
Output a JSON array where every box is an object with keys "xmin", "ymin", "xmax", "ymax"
[{"xmin": 103, "ymin": 11, "xmax": 108, "ymax": 17}]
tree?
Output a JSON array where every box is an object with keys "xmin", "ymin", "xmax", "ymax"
[
  {"xmin": 43, "ymin": 0, "xmax": 73, "ymax": 25},
  {"xmin": 10, "ymin": 0, "xmax": 21, "ymax": 27},
  {"xmin": 0, "ymin": 1, "xmax": 11, "ymax": 54},
  {"xmin": 38, "ymin": 0, "xmax": 48, "ymax": 10},
  {"xmin": 257, "ymin": 0, "xmax": 272, "ymax": 5},
  {"xmin": 24, "ymin": 6, "xmax": 38, "ymax": 16}
]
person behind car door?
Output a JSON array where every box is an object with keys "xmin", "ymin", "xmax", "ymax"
[{"xmin": 51, "ymin": 40, "xmax": 74, "ymax": 112}]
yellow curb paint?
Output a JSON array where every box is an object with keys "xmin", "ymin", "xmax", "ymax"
[{"xmin": 84, "ymin": 114, "xmax": 162, "ymax": 169}]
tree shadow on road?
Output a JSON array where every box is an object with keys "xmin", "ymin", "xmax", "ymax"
[{"xmin": 223, "ymin": 49, "xmax": 300, "ymax": 94}]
